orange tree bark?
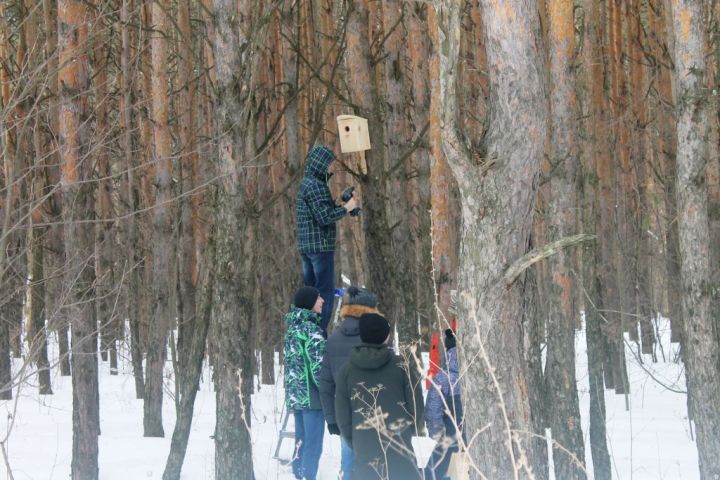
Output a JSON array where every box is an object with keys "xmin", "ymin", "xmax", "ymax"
[
  {"xmin": 91, "ymin": 0, "xmax": 118, "ymax": 373},
  {"xmin": 58, "ymin": 0, "xmax": 99, "ymax": 477},
  {"xmin": 544, "ymin": 0, "xmax": 586, "ymax": 477},
  {"xmin": 143, "ymin": 0, "xmax": 174, "ymax": 438},
  {"xmin": 344, "ymin": 0, "xmax": 419, "ymax": 346},
  {"xmin": 578, "ymin": 0, "xmax": 612, "ymax": 476}
]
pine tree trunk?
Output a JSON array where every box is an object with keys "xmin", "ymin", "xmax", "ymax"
[
  {"xmin": 643, "ymin": 0, "xmax": 684, "ymax": 341},
  {"xmin": 0, "ymin": 6, "xmax": 15, "ymax": 400},
  {"xmin": 430, "ymin": 0, "xmax": 546, "ymax": 476},
  {"xmin": 582, "ymin": 241, "xmax": 612, "ymax": 480},
  {"xmin": 523, "ymin": 268, "xmax": 549, "ymax": 480},
  {"xmin": 0, "ymin": 312, "xmax": 9, "ymax": 399},
  {"xmin": 427, "ymin": 0, "xmax": 458, "ymax": 331},
  {"xmin": 175, "ymin": 0, "xmax": 199, "ymax": 387},
  {"xmin": 380, "ymin": 1, "xmax": 421, "ymax": 345},
  {"xmin": 118, "ymin": 0, "xmax": 144, "ymax": 399},
  {"xmin": 544, "ymin": 0, "xmax": 586, "ymax": 476},
  {"xmin": 345, "ymin": 0, "xmax": 409, "ymax": 345},
  {"xmin": 28, "ymin": 223, "xmax": 52, "ymax": 394},
  {"xmin": 210, "ymin": 0, "xmax": 267, "ymax": 476},
  {"xmin": 92, "ymin": 3, "xmax": 117, "ymax": 373},
  {"xmin": 23, "ymin": 0, "xmax": 52, "ymax": 396},
  {"xmin": 578, "ymin": 4, "xmax": 612, "ymax": 465},
  {"xmin": 143, "ymin": 0, "xmax": 174, "ymax": 437},
  {"xmin": 163, "ymin": 241, "xmax": 215, "ymax": 480},
  {"xmin": 39, "ymin": 0, "xmax": 71, "ymax": 378},
  {"xmin": 628, "ymin": 1, "xmax": 656, "ymax": 355},
  {"xmin": 405, "ymin": 5, "xmax": 435, "ymax": 343},
  {"xmin": 669, "ymin": 0, "xmax": 720, "ymax": 475},
  {"xmin": 59, "ymin": 0, "xmax": 99, "ymax": 477}
]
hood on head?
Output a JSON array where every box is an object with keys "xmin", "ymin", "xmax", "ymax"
[
  {"xmin": 340, "ymin": 304, "xmax": 379, "ymax": 319},
  {"xmin": 304, "ymin": 144, "xmax": 336, "ymax": 181},
  {"xmin": 349, "ymin": 343, "xmax": 392, "ymax": 370},
  {"xmin": 338, "ymin": 305, "xmax": 380, "ymax": 336}
]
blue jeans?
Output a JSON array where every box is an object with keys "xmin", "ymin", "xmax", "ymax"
[
  {"xmin": 300, "ymin": 251, "xmax": 335, "ymax": 335},
  {"xmin": 340, "ymin": 436, "xmax": 354, "ymax": 480},
  {"xmin": 423, "ymin": 439, "xmax": 459, "ymax": 480},
  {"xmin": 293, "ymin": 409, "xmax": 325, "ymax": 480}
]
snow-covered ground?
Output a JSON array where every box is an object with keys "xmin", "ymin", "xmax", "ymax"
[{"xmin": 1, "ymin": 317, "xmax": 697, "ymax": 479}]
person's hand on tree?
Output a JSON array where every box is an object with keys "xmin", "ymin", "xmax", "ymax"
[{"xmin": 344, "ymin": 196, "xmax": 359, "ymax": 213}]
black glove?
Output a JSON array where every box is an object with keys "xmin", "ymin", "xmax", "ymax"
[
  {"xmin": 327, "ymin": 423, "xmax": 341, "ymax": 435},
  {"xmin": 444, "ymin": 329, "xmax": 456, "ymax": 350}
]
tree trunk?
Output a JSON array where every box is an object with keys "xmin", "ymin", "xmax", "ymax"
[
  {"xmin": 578, "ymin": 1, "xmax": 613, "ymax": 468},
  {"xmin": 39, "ymin": 0, "xmax": 71, "ymax": 378},
  {"xmin": 28, "ymin": 223, "xmax": 53, "ymax": 394},
  {"xmin": 119, "ymin": 0, "xmax": 145, "ymax": 399},
  {"xmin": 0, "ymin": 312, "xmax": 9, "ymax": 399},
  {"xmin": 380, "ymin": 1, "xmax": 422, "ymax": 345},
  {"xmin": 544, "ymin": 0, "xmax": 586, "ymax": 477},
  {"xmin": 92, "ymin": 1, "xmax": 117, "ymax": 373},
  {"xmin": 210, "ymin": 0, "xmax": 268, "ymax": 476},
  {"xmin": 175, "ymin": 0, "xmax": 199, "ymax": 388},
  {"xmin": 428, "ymin": 2, "xmax": 458, "ymax": 335},
  {"xmin": 643, "ymin": 0, "xmax": 684, "ymax": 342},
  {"xmin": 522, "ymin": 266, "xmax": 549, "ymax": 480},
  {"xmin": 669, "ymin": 0, "xmax": 720, "ymax": 476},
  {"xmin": 163, "ymin": 240, "xmax": 215, "ymax": 480},
  {"xmin": 143, "ymin": 0, "xmax": 174, "ymax": 438},
  {"xmin": 344, "ymin": 0, "xmax": 410, "ymax": 346},
  {"xmin": 430, "ymin": 0, "xmax": 546, "ymax": 477},
  {"xmin": 628, "ymin": 0, "xmax": 656, "ymax": 355},
  {"xmin": 0, "ymin": 5, "xmax": 15, "ymax": 400},
  {"xmin": 59, "ymin": 0, "xmax": 100, "ymax": 477}
]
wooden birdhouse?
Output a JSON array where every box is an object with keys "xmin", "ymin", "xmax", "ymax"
[{"xmin": 337, "ymin": 115, "xmax": 371, "ymax": 153}]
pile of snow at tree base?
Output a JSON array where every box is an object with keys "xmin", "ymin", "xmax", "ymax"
[{"xmin": 1, "ymin": 317, "xmax": 698, "ymax": 479}]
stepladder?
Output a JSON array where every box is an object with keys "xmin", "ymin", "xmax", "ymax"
[{"xmin": 273, "ymin": 406, "xmax": 295, "ymax": 463}]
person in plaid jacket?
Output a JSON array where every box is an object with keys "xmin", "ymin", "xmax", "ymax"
[{"xmin": 296, "ymin": 144, "xmax": 359, "ymax": 335}]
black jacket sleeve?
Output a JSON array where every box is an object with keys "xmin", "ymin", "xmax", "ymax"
[
  {"xmin": 318, "ymin": 355, "xmax": 337, "ymax": 425},
  {"xmin": 334, "ymin": 365, "xmax": 353, "ymax": 445}
]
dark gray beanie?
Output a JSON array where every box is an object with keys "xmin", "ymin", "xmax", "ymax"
[{"xmin": 346, "ymin": 285, "xmax": 378, "ymax": 308}]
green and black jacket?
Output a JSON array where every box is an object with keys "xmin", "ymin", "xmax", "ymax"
[{"xmin": 283, "ymin": 306, "xmax": 327, "ymax": 410}]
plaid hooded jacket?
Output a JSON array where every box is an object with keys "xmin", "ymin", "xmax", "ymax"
[{"xmin": 296, "ymin": 145, "xmax": 347, "ymax": 254}]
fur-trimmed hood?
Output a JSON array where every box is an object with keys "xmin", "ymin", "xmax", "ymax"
[
  {"xmin": 338, "ymin": 304, "xmax": 380, "ymax": 336},
  {"xmin": 340, "ymin": 303, "xmax": 380, "ymax": 319}
]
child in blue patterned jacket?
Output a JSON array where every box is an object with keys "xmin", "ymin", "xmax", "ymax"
[{"xmin": 424, "ymin": 329, "xmax": 464, "ymax": 480}]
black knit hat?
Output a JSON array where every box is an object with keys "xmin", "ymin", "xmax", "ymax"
[
  {"xmin": 346, "ymin": 286, "xmax": 378, "ymax": 308},
  {"xmin": 294, "ymin": 286, "xmax": 320, "ymax": 310},
  {"xmin": 359, "ymin": 313, "xmax": 391, "ymax": 344}
]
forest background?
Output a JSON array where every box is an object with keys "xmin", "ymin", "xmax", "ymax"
[{"xmin": 0, "ymin": 0, "xmax": 719, "ymax": 479}]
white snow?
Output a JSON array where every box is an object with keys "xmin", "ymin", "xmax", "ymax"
[{"xmin": 0, "ymin": 317, "xmax": 698, "ymax": 479}]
